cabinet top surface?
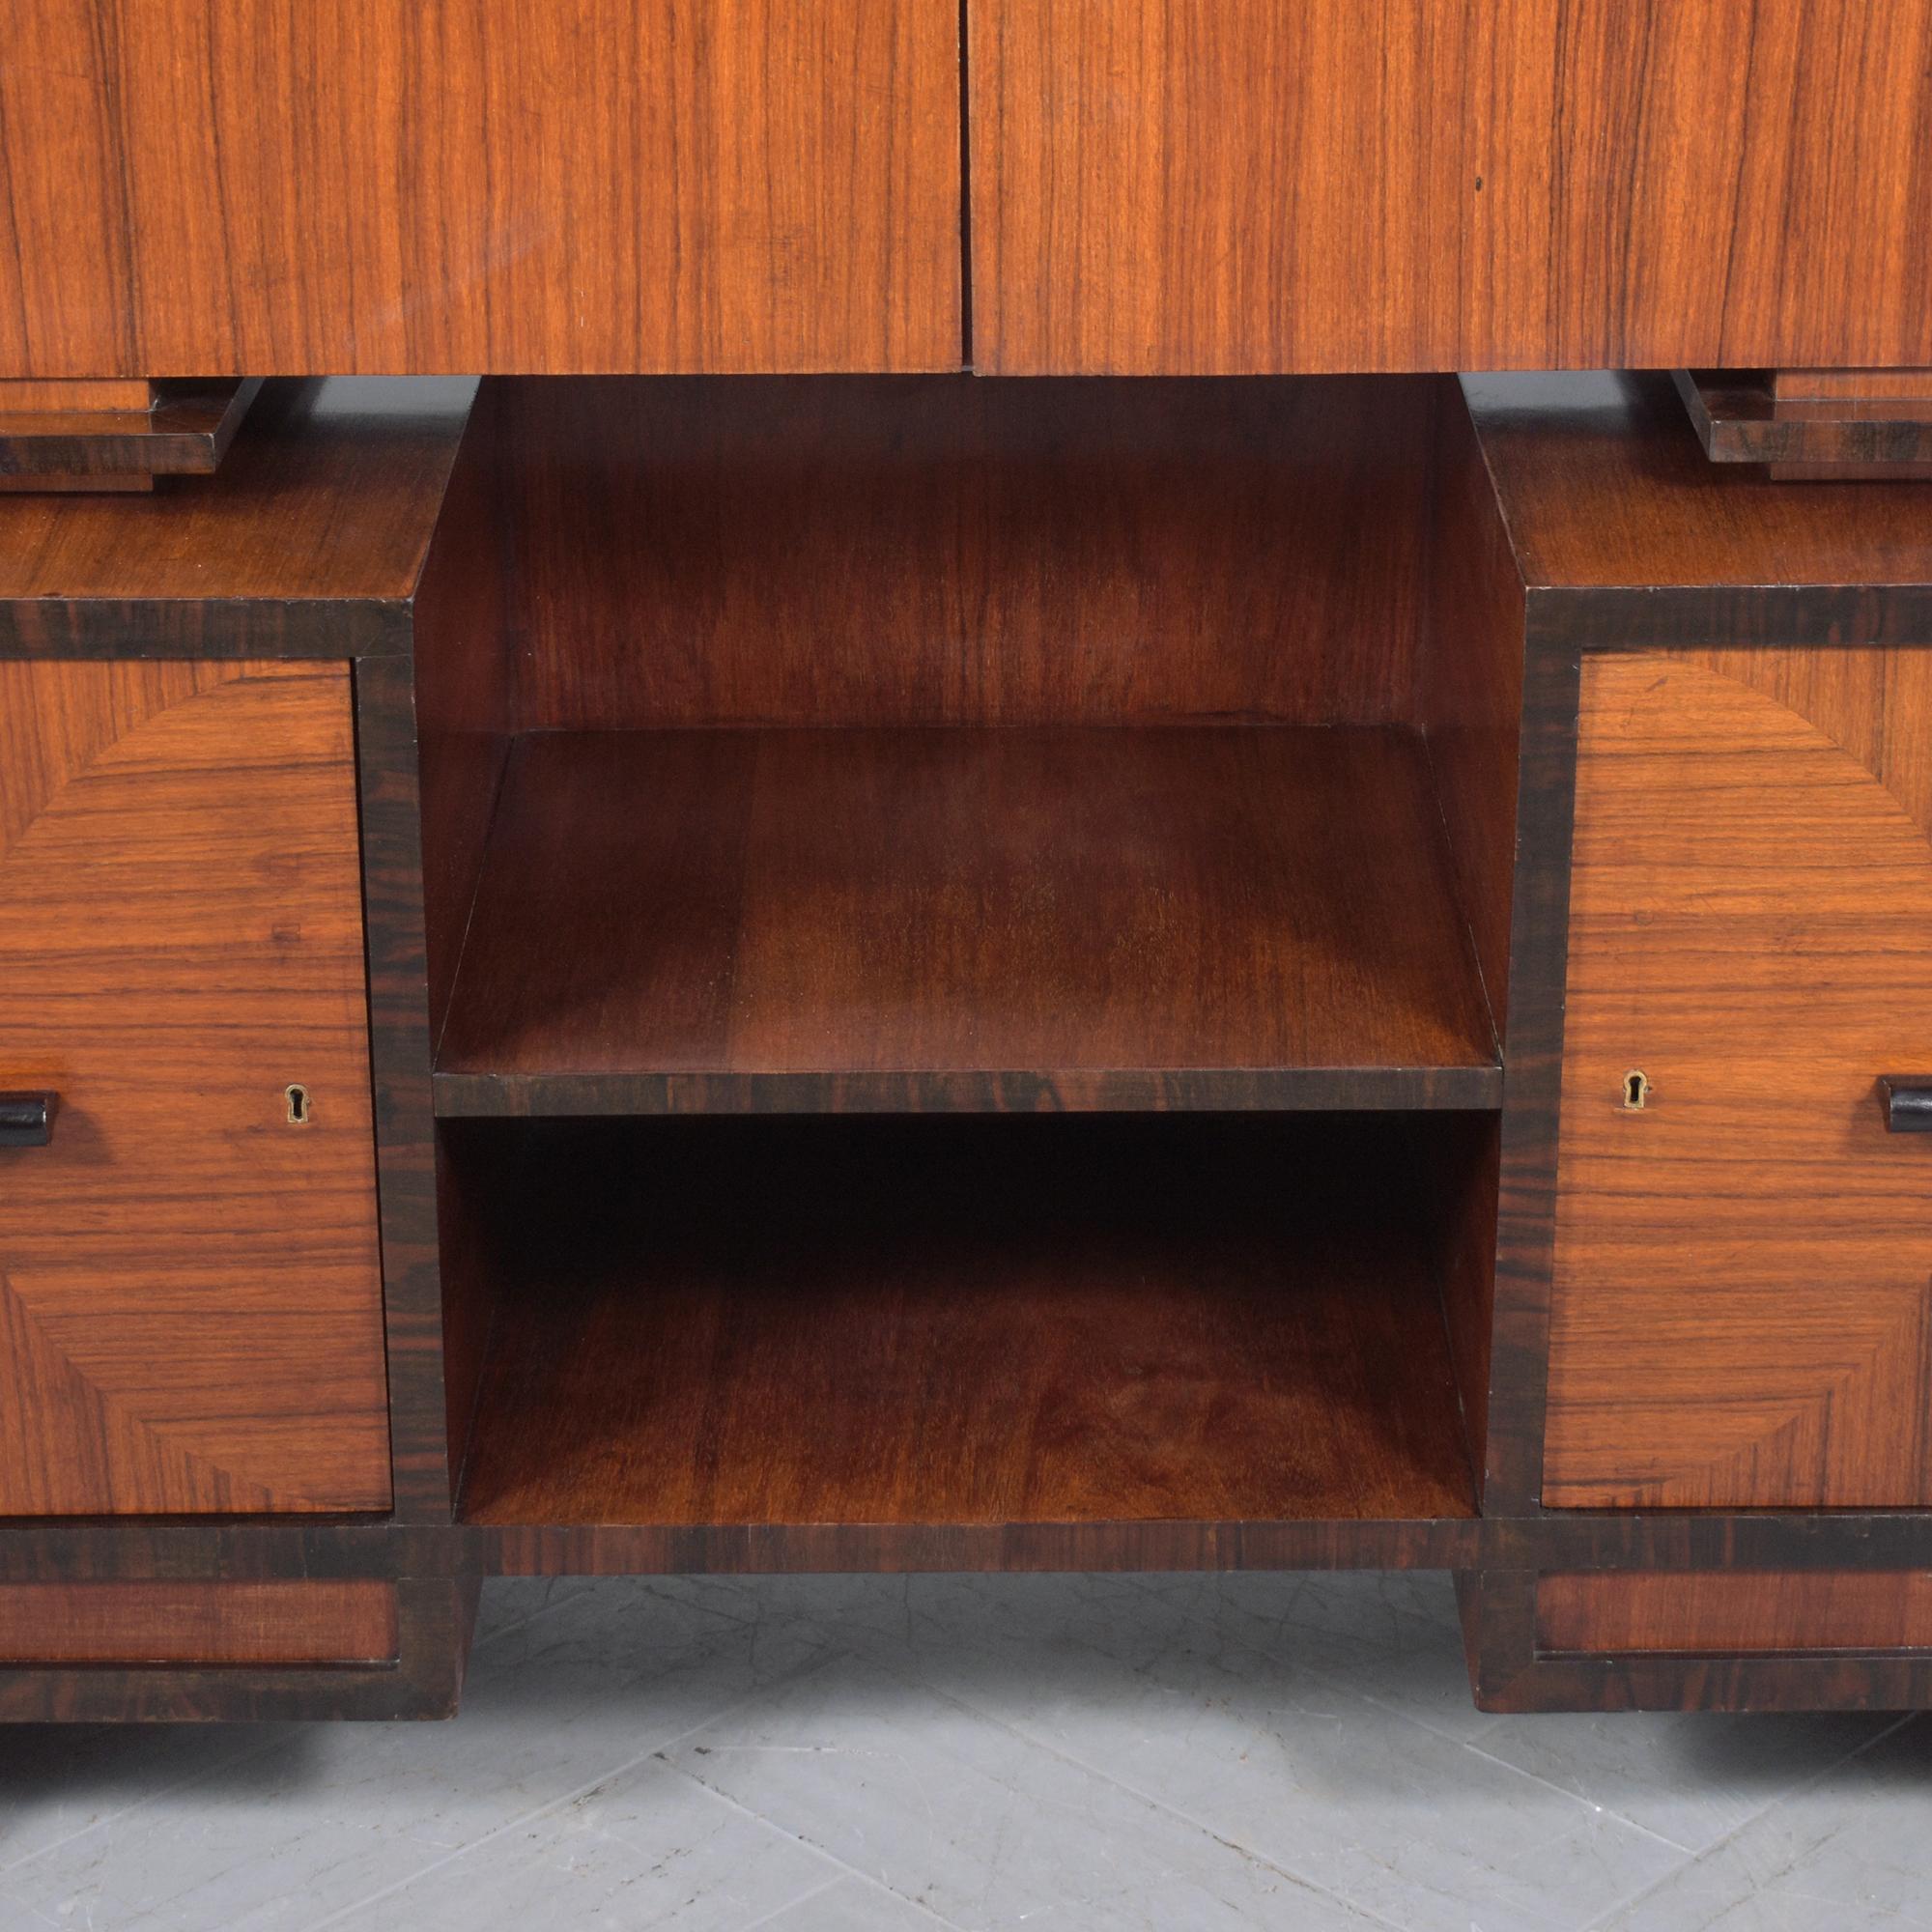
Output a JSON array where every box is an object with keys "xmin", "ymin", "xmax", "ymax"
[
  {"xmin": 0, "ymin": 380, "xmax": 476, "ymax": 616},
  {"xmin": 1468, "ymin": 374, "xmax": 1932, "ymax": 595}
]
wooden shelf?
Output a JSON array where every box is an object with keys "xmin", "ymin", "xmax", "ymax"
[
  {"xmin": 434, "ymin": 724, "xmax": 1500, "ymax": 1116},
  {"xmin": 454, "ymin": 1115, "xmax": 1482, "ymax": 1548}
]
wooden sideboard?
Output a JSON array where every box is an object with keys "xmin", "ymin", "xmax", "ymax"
[{"xmin": 1, "ymin": 5, "xmax": 1931, "ymax": 1722}]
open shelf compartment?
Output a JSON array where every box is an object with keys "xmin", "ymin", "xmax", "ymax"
[
  {"xmin": 434, "ymin": 723, "xmax": 1500, "ymax": 1116},
  {"xmin": 450, "ymin": 1113, "xmax": 1485, "ymax": 1545},
  {"xmin": 415, "ymin": 376, "xmax": 1520, "ymax": 1572}
]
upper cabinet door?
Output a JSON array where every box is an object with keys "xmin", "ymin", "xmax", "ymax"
[
  {"xmin": 971, "ymin": 0, "xmax": 1932, "ymax": 374},
  {"xmin": 0, "ymin": 1, "xmax": 961, "ymax": 377},
  {"xmin": 1544, "ymin": 648, "xmax": 1932, "ymax": 1512},
  {"xmin": 0, "ymin": 660, "xmax": 391, "ymax": 1515}
]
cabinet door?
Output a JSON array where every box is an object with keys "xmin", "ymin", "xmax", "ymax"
[
  {"xmin": 0, "ymin": 660, "xmax": 390, "ymax": 1515},
  {"xmin": 1544, "ymin": 648, "xmax": 1932, "ymax": 1509},
  {"xmin": 0, "ymin": 0, "xmax": 960, "ymax": 378},
  {"xmin": 972, "ymin": 0, "xmax": 1932, "ymax": 374}
]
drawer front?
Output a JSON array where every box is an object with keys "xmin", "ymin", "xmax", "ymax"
[
  {"xmin": 1536, "ymin": 1570, "xmax": 1932, "ymax": 1659},
  {"xmin": 0, "ymin": 0, "xmax": 960, "ymax": 378},
  {"xmin": 1545, "ymin": 648, "xmax": 1932, "ymax": 1510},
  {"xmin": 0, "ymin": 660, "xmax": 391, "ymax": 1515},
  {"xmin": 973, "ymin": 0, "xmax": 1932, "ymax": 374},
  {"xmin": 0, "ymin": 1581, "xmax": 398, "ymax": 1667}
]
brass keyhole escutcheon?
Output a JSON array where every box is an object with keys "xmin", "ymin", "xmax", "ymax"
[
  {"xmin": 285, "ymin": 1084, "xmax": 312, "ymax": 1126},
  {"xmin": 1622, "ymin": 1070, "xmax": 1650, "ymax": 1112}
]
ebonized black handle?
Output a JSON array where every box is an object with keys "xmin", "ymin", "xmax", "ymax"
[
  {"xmin": 1880, "ymin": 1076, "xmax": 1932, "ymax": 1133},
  {"xmin": 0, "ymin": 1094, "xmax": 55, "ymax": 1148}
]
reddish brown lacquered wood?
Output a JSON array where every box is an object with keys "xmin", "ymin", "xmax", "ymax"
[
  {"xmin": 1774, "ymin": 370, "xmax": 1932, "ymax": 402},
  {"xmin": 974, "ymin": 0, "xmax": 1932, "ymax": 374},
  {"xmin": 1461, "ymin": 374, "xmax": 1932, "ymax": 602},
  {"xmin": 434, "ymin": 725, "xmax": 1501, "ymax": 1115},
  {"xmin": 0, "ymin": 1581, "xmax": 399, "ymax": 1666},
  {"xmin": 0, "ymin": 380, "xmax": 156, "ymax": 412},
  {"xmin": 1420, "ymin": 384, "xmax": 1529, "ymax": 1483},
  {"xmin": 1545, "ymin": 649, "xmax": 1932, "ymax": 1510},
  {"xmin": 1537, "ymin": 1572, "xmax": 1932, "ymax": 1657},
  {"xmin": 0, "ymin": 380, "xmax": 260, "ymax": 483},
  {"xmin": 0, "ymin": 660, "xmax": 391, "ymax": 1514},
  {"xmin": 492, "ymin": 376, "xmax": 1439, "ymax": 731},
  {"xmin": 0, "ymin": 1, "xmax": 960, "ymax": 378},
  {"xmin": 0, "ymin": 379, "xmax": 477, "ymax": 657},
  {"xmin": 457, "ymin": 1116, "xmax": 1481, "ymax": 1531}
]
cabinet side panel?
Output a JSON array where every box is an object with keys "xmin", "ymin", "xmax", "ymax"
[
  {"xmin": 1546, "ymin": 648, "xmax": 1932, "ymax": 1510},
  {"xmin": 1418, "ymin": 382, "xmax": 1526, "ymax": 1479},
  {"xmin": 0, "ymin": 660, "xmax": 391, "ymax": 1514}
]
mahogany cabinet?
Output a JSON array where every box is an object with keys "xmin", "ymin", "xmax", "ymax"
[
  {"xmin": 0, "ymin": 372, "xmax": 1924, "ymax": 1720},
  {"xmin": 1, "ymin": 5, "xmax": 1931, "ymax": 1728},
  {"xmin": 1452, "ymin": 374, "xmax": 1932, "ymax": 1710}
]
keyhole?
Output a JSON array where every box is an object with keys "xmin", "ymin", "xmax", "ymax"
[
  {"xmin": 285, "ymin": 1084, "xmax": 311, "ymax": 1126},
  {"xmin": 1623, "ymin": 1070, "xmax": 1650, "ymax": 1112}
]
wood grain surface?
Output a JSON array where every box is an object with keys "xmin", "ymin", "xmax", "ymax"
[
  {"xmin": 433, "ymin": 725, "xmax": 1500, "ymax": 1115},
  {"xmin": 973, "ymin": 0, "xmax": 1932, "ymax": 374},
  {"xmin": 1775, "ymin": 370, "xmax": 1932, "ymax": 402},
  {"xmin": 1461, "ymin": 1569, "xmax": 1932, "ymax": 1714},
  {"xmin": 1420, "ymin": 384, "xmax": 1529, "ymax": 1485},
  {"xmin": 0, "ymin": 379, "xmax": 476, "ymax": 659},
  {"xmin": 0, "ymin": 381, "xmax": 157, "ymax": 412},
  {"xmin": 1677, "ymin": 370, "xmax": 1932, "ymax": 469},
  {"xmin": 0, "ymin": 659, "xmax": 391, "ymax": 1514},
  {"xmin": 488, "ymin": 375, "xmax": 1440, "ymax": 730},
  {"xmin": 0, "ymin": 0, "xmax": 960, "ymax": 378},
  {"xmin": 457, "ymin": 1115, "xmax": 1481, "ymax": 1530},
  {"xmin": 0, "ymin": 1580, "xmax": 398, "ymax": 1666},
  {"xmin": 1544, "ymin": 649, "xmax": 1932, "ymax": 1510},
  {"xmin": 1536, "ymin": 1570, "xmax": 1932, "ymax": 1657},
  {"xmin": 1461, "ymin": 374, "xmax": 1932, "ymax": 597},
  {"xmin": 0, "ymin": 1576, "xmax": 476, "ymax": 1722}
]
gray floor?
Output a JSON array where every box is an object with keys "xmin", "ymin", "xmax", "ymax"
[{"xmin": 1, "ymin": 1573, "xmax": 1927, "ymax": 1931}]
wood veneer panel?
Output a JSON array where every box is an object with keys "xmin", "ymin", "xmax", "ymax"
[
  {"xmin": 1463, "ymin": 374, "xmax": 1932, "ymax": 598},
  {"xmin": 0, "ymin": 660, "xmax": 391, "ymax": 1515},
  {"xmin": 1545, "ymin": 649, "xmax": 1932, "ymax": 1510},
  {"xmin": 0, "ymin": 379, "xmax": 476, "ymax": 657},
  {"xmin": 458, "ymin": 1116, "xmax": 1481, "ymax": 1531},
  {"xmin": 0, "ymin": 1, "xmax": 959, "ymax": 379},
  {"xmin": 412, "ymin": 386, "xmax": 518, "ymax": 1490},
  {"xmin": 493, "ymin": 376, "xmax": 1438, "ymax": 730},
  {"xmin": 0, "ymin": 1576, "xmax": 476, "ymax": 1721},
  {"xmin": 1537, "ymin": 1572, "xmax": 1932, "ymax": 1658},
  {"xmin": 0, "ymin": 381, "xmax": 156, "ymax": 413},
  {"xmin": 1775, "ymin": 370, "xmax": 1932, "ymax": 402},
  {"xmin": 1462, "ymin": 1569, "xmax": 1932, "ymax": 1713},
  {"xmin": 974, "ymin": 0, "xmax": 1932, "ymax": 375},
  {"xmin": 434, "ymin": 725, "xmax": 1501, "ymax": 1115},
  {"xmin": 0, "ymin": 1581, "xmax": 398, "ymax": 1667},
  {"xmin": 1419, "ymin": 384, "xmax": 1527, "ymax": 1483}
]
